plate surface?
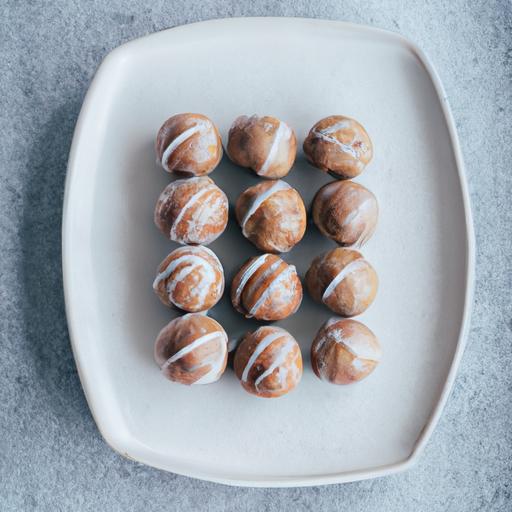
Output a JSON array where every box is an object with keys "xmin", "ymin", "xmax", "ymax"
[{"xmin": 63, "ymin": 17, "xmax": 474, "ymax": 486}]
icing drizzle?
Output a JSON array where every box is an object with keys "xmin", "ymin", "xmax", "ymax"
[
  {"xmin": 253, "ymin": 338, "xmax": 296, "ymax": 391},
  {"xmin": 258, "ymin": 122, "xmax": 291, "ymax": 176},
  {"xmin": 169, "ymin": 184, "xmax": 217, "ymax": 242},
  {"xmin": 232, "ymin": 254, "xmax": 270, "ymax": 308},
  {"xmin": 322, "ymin": 258, "xmax": 368, "ymax": 302},
  {"xmin": 153, "ymin": 246, "xmax": 222, "ymax": 310},
  {"xmin": 161, "ymin": 120, "xmax": 209, "ymax": 172},
  {"xmin": 247, "ymin": 262, "xmax": 293, "ymax": 318},
  {"xmin": 241, "ymin": 328, "xmax": 287, "ymax": 382},
  {"xmin": 241, "ymin": 180, "xmax": 291, "ymax": 236},
  {"xmin": 312, "ymin": 120, "xmax": 367, "ymax": 159},
  {"xmin": 161, "ymin": 329, "xmax": 227, "ymax": 384}
]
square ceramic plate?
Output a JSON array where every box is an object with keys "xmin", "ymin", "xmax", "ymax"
[{"xmin": 63, "ymin": 17, "xmax": 475, "ymax": 487}]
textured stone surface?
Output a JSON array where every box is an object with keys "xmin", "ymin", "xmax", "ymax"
[{"xmin": 1, "ymin": 1, "xmax": 511, "ymax": 510}]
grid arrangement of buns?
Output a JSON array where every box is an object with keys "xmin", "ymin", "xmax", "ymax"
[{"xmin": 152, "ymin": 113, "xmax": 381, "ymax": 398}]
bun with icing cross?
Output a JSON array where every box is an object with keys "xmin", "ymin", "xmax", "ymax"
[
  {"xmin": 306, "ymin": 247, "xmax": 377, "ymax": 317},
  {"xmin": 235, "ymin": 180, "xmax": 306, "ymax": 253},
  {"xmin": 154, "ymin": 176, "xmax": 228, "ymax": 245},
  {"xmin": 227, "ymin": 115, "xmax": 297, "ymax": 179},
  {"xmin": 234, "ymin": 325, "xmax": 302, "ymax": 398},
  {"xmin": 154, "ymin": 314, "xmax": 228, "ymax": 385},
  {"xmin": 311, "ymin": 318, "xmax": 381, "ymax": 384},
  {"xmin": 155, "ymin": 113, "xmax": 222, "ymax": 176},
  {"xmin": 231, "ymin": 253, "xmax": 302, "ymax": 321},
  {"xmin": 303, "ymin": 115, "xmax": 373, "ymax": 179}
]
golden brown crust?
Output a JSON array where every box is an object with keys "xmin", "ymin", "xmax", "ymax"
[
  {"xmin": 303, "ymin": 115, "xmax": 373, "ymax": 179},
  {"xmin": 231, "ymin": 254, "xmax": 302, "ymax": 321},
  {"xmin": 227, "ymin": 115, "xmax": 297, "ymax": 178},
  {"xmin": 155, "ymin": 113, "xmax": 222, "ymax": 176},
  {"xmin": 311, "ymin": 318, "xmax": 381, "ymax": 384},
  {"xmin": 233, "ymin": 326, "xmax": 303, "ymax": 397},
  {"xmin": 154, "ymin": 177, "xmax": 228, "ymax": 245},
  {"xmin": 312, "ymin": 181, "xmax": 378, "ymax": 247},
  {"xmin": 305, "ymin": 248, "xmax": 378, "ymax": 317},
  {"xmin": 154, "ymin": 314, "xmax": 228, "ymax": 385},
  {"xmin": 235, "ymin": 180, "xmax": 306, "ymax": 253},
  {"xmin": 153, "ymin": 246, "xmax": 224, "ymax": 313}
]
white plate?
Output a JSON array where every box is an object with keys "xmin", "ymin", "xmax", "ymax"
[{"xmin": 63, "ymin": 17, "xmax": 475, "ymax": 487}]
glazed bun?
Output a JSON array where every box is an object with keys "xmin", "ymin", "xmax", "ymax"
[
  {"xmin": 312, "ymin": 180, "xmax": 378, "ymax": 247},
  {"xmin": 231, "ymin": 253, "xmax": 302, "ymax": 321},
  {"xmin": 153, "ymin": 246, "xmax": 224, "ymax": 313},
  {"xmin": 303, "ymin": 115, "xmax": 373, "ymax": 179},
  {"xmin": 154, "ymin": 177, "xmax": 228, "ymax": 245},
  {"xmin": 234, "ymin": 326, "xmax": 302, "ymax": 397},
  {"xmin": 306, "ymin": 248, "xmax": 377, "ymax": 317},
  {"xmin": 311, "ymin": 318, "xmax": 381, "ymax": 384},
  {"xmin": 155, "ymin": 313, "xmax": 228, "ymax": 385},
  {"xmin": 227, "ymin": 115, "xmax": 297, "ymax": 178},
  {"xmin": 155, "ymin": 113, "xmax": 222, "ymax": 176},
  {"xmin": 235, "ymin": 180, "xmax": 306, "ymax": 253}
]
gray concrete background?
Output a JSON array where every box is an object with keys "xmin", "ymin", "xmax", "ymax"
[{"xmin": 1, "ymin": 1, "xmax": 511, "ymax": 510}]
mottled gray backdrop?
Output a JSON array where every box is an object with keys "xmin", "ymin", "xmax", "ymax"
[{"xmin": 1, "ymin": 1, "xmax": 511, "ymax": 510}]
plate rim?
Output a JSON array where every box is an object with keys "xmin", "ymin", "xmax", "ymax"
[{"xmin": 62, "ymin": 16, "xmax": 476, "ymax": 487}]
